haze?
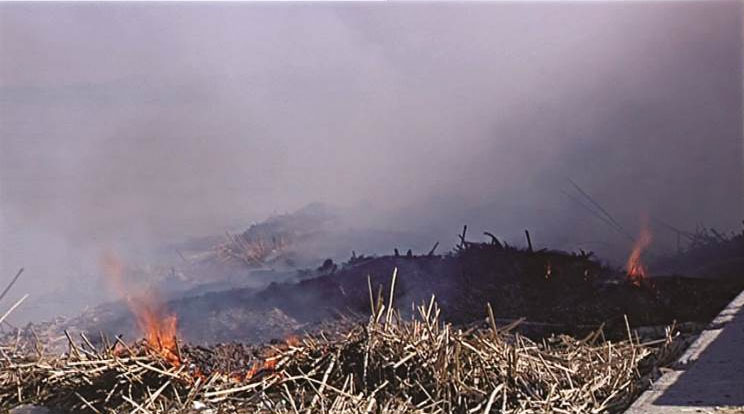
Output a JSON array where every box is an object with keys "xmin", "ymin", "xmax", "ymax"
[{"xmin": 1, "ymin": 1, "xmax": 742, "ymax": 321}]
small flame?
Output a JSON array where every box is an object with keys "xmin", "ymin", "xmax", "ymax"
[
  {"xmin": 626, "ymin": 223, "xmax": 652, "ymax": 287},
  {"xmin": 101, "ymin": 251, "xmax": 180, "ymax": 366},
  {"xmin": 130, "ymin": 295, "xmax": 180, "ymax": 365},
  {"xmin": 285, "ymin": 335, "xmax": 300, "ymax": 347}
]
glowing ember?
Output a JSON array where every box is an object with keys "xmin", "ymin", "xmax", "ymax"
[
  {"xmin": 243, "ymin": 358, "xmax": 279, "ymax": 381},
  {"xmin": 285, "ymin": 335, "xmax": 300, "ymax": 347},
  {"xmin": 626, "ymin": 224, "xmax": 652, "ymax": 287},
  {"xmin": 101, "ymin": 252, "xmax": 181, "ymax": 366}
]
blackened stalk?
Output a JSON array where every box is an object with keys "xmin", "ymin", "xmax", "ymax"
[{"xmin": 0, "ymin": 268, "xmax": 24, "ymax": 304}]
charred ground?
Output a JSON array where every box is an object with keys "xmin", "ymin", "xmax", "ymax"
[{"xmin": 24, "ymin": 222, "xmax": 744, "ymax": 347}]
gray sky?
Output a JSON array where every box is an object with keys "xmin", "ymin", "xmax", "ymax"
[{"xmin": 1, "ymin": 1, "xmax": 742, "ymax": 318}]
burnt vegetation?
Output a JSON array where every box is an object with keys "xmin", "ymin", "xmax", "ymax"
[
  {"xmin": 1, "ymin": 218, "xmax": 743, "ymax": 413},
  {"xmin": 1, "ymin": 289, "xmax": 689, "ymax": 414}
]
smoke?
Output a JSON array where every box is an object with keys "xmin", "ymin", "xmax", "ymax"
[{"xmin": 1, "ymin": 1, "xmax": 742, "ymax": 321}]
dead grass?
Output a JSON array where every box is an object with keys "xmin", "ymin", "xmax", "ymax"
[{"xmin": 0, "ymin": 271, "xmax": 685, "ymax": 414}]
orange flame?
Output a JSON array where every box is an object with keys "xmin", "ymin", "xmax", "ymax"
[
  {"xmin": 626, "ymin": 224, "xmax": 652, "ymax": 287},
  {"xmin": 101, "ymin": 251, "xmax": 180, "ymax": 366},
  {"xmin": 284, "ymin": 335, "xmax": 300, "ymax": 347}
]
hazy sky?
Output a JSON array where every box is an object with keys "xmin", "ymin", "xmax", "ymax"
[{"xmin": 1, "ymin": 1, "xmax": 742, "ymax": 318}]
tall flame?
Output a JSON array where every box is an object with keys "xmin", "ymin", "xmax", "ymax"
[
  {"xmin": 626, "ymin": 223, "xmax": 652, "ymax": 287},
  {"xmin": 101, "ymin": 252, "xmax": 180, "ymax": 365}
]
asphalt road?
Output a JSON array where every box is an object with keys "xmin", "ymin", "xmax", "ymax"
[{"xmin": 626, "ymin": 289, "xmax": 744, "ymax": 414}]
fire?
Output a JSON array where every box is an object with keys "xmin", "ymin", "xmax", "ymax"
[
  {"xmin": 284, "ymin": 335, "xmax": 300, "ymax": 347},
  {"xmin": 626, "ymin": 223, "xmax": 652, "ymax": 287},
  {"xmin": 241, "ymin": 358, "xmax": 279, "ymax": 382},
  {"xmin": 101, "ymin": 252, "xmax": 181, "ymax": 366},
  {"xmin": 100, "ymin": 251, "xmax": 300, "ymax": 380},
  {"xmin": 129, "ymin": 295, "xmax": 180, "ymax": 365},
  {"xmin": 236, "ymin": 335, "xmax": 297, "ymax": 381}
]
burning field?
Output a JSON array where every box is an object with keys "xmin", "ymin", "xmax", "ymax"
[
  {"xmin": 0, "ymin": 281, "xmax": 690, "ymax": 414},
  {"xmin": 2, "ymin": 2, "xmax": 742, "ymax": 411},
  {"xmin": 1, "ymin": 219, "xmax": 743, "ymax": 413}
]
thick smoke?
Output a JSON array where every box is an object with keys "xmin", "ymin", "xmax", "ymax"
[{"xmin": 1, "ymin": 1, "xmax": 742, "ymax": 321}]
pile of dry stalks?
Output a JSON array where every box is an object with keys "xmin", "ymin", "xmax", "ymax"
[
  {"xmin": 1, "ymin": 276, "xmax": 684, "ymax": 414},
  {"xmin": 216, "ymin": 231, "xmax": 292, "ymax": 267}
]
